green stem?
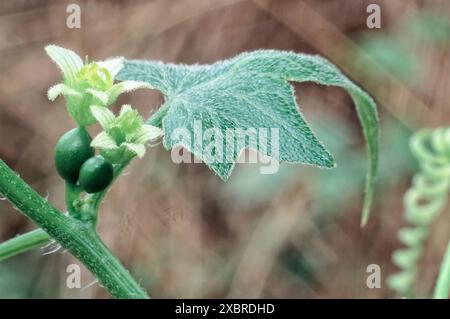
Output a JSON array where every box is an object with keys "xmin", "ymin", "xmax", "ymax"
[
  {"xmin": 65, "ymin": 182, "xmax": 82, "ymax": 218},
  {"xmin": 86, "ymin": 162, "xmax": 129, "ymax": 224},
  {"xmin": 0, "ymin": 229, "xmax": 51, "ymax": 262},
  {"xmin": 0, "ymin": 159, "xmax": 148, "ymax": 299},
  {"xmin": 0, "ymin": 162, "xmax": 130, "ymax": 263},
  {"xmin": 434, "ymin": 241, "xmax": 450, "ymax": 299}
]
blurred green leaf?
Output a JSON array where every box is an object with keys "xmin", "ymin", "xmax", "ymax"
[
  {"xmin": 359, "ymin": 36, "xmax": 418, "ymax": 82},
  {"xmin": 411, "ymin": 12, "xmax": 450, "ymax": 44}
]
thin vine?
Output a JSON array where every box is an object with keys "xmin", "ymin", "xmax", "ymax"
[
  {"xmin": 434, "ymin": 241, "xmax": 450, "ymax": 298},
  {"xmin": 388, "ymin": 128, "xmax": 450, "ymax": 298}
]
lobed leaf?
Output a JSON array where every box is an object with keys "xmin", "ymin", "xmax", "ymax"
[{"xmin": 117, "ymin": 50, "xmax": 379, "ymax": 224}]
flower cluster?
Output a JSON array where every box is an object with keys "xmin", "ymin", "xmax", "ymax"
[
  {"xmin": 46, "ymin": 45, "xmax": 162, "ymax": 163},
  {"xmin": 90, "ymin": 105, "xmax": 162, "ymax": 163}
]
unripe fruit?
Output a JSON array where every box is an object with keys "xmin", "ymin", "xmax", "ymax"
[
  {"xmin": 78, "ymin": 155, "xmax": 114, "ymax": 193},
  {"xmin": 54, "ymin": 128, "xmax": 95, "ymax": 183}
]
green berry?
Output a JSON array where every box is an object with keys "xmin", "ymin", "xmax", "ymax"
[
  {"xmin": 79, "ymin": 155, "xmax": 114, "ymax": 193},
  {"xmin": 54, "ymin": 128, "xmax": 95, "ymax": 183}
]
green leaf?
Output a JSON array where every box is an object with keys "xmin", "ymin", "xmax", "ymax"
[
  {"xmin": 106, "ymin": 81, "xmax": 153, "ymax": 105},
  {"xmin": 86, "ymin": 88, "xmax": 109, "ymax": 105},
  {"xmin": 47, "ymin": 83, "xmax": 81, "ymax": 101},
  {"xmin": 45, "ymin": 45, "xmax": 83, "ymax": 85},
  {"xmin": 123, "ymin": 143, "xmax": 146, "ymax": 158},
  {"xmin": 91, "ymin": 131, "xmax": 117, "ymax": 149},
  {"xmin": 117, "ymin": 50, "xmax": 379, "ymax": 224},
  {"xmin": 134, "ymin": 125, "xmax": 163, "ymax": 144},
  {"xmin": 90, "ymin": 105, "xmax": 115, "ymax": 129},
  {"xmin": 98, "ymin": 57, "xmax": 124, "ymax": 79}
]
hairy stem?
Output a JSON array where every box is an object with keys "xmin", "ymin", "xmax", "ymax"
[
  {"xmin": 0, "ymin": 159, "xmax": 148, "ymax": 299},
  {"xmin": 0, "ymin": 229, "xmax": 51, "ymax": 262},
  {"xmin": 65, "ymin": 182, "xmax": 82, "ymax": 218},
  {"xmin": 0, "ymin": 163, "xmax": 130, "ymax": 263},
  {"xmin": 434, "ymin": 241, "xmax": 450, "ymax": 299}
]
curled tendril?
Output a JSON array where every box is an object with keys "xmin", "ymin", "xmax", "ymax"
[{"xmin": 388, "ymin": 128, "xmax": 450, "ymax": 297}]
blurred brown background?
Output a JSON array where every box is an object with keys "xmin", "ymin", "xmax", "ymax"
[{"xmin": 0, "ymin": 0, "xmax": 449, "ymax": 298}]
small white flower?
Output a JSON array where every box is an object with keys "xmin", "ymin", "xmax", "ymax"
[
  {"xmin": 46, "ymin": 45, "xmax": 152, "ymax": 126},
  {"xmin": 90, "ymin": 105, "xmax": 163, "ymax": 163}
]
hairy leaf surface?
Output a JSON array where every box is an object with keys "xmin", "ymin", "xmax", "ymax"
[{"xmin": 117, "ymin": 50, "xmax": 379, "ymax": 224}]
